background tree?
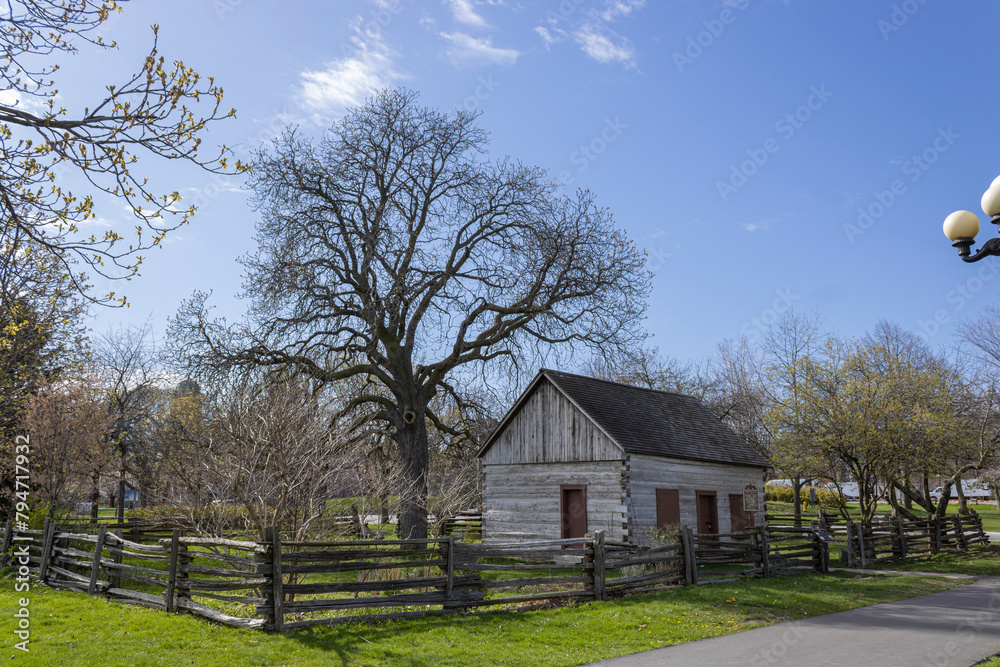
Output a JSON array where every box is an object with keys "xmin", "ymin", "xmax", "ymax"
[
  {"xmin": 712, "ymin": 335, "xmax": 772, "ymax": 461},
  {"xmin": 21, "ymin": 373, "xmax": 114, "ymax": 517},
  {"xmin": 1, "ymin": 0, "xmax": 240, "ymax": 307},
  {"xmin": 171, "ymin": 88, "xmax": 650, "ymax": 540},
  {"xmin": 759, "ymin": 310, "xmax": 825, "ymax": 522},
  {"xmin": 210, "ymin": 371, "xmax": 350, "ymax": 541},
  {"xmin": 94, "ymin": 321, "xmax": 162, "ymax": 520}
]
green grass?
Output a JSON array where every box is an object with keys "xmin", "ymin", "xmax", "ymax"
[
  {"xmin": 0, "ymin": 571, "xmax": 966, "ymax": 666},
  {"xmin": 864, "ymin": 543, "xmax": 1000, "ymax": 576},
  {"xmin": 767, "ymin": 500, "xmax": 1000, "ymax": 532}
]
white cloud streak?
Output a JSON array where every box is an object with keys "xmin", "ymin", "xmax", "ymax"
[{"xmin": 440, "ymin": 31, "xmax": 519, "ymax": 66}]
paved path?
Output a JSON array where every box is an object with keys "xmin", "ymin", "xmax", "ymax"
[{"xmin": 589, "ymin": 577, "xmax": 1000, "ymax": 667}]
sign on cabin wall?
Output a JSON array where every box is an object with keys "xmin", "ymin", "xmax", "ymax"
[{"xmin": 743, "ymin": 483, "xmax": 759, "ymax": 512}]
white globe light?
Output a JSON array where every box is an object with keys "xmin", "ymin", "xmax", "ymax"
[
  {"xmin": 983, "ymin": 184, "xmax": 1000, "ymax": 218},
  {"xmin": 943, "ymin": 210, "xmax": 980, "ymax": 241}
]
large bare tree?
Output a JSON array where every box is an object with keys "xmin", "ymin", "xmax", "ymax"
[{"xmin": 171, "ymin": 89, "xmax": 649, "ymax": 539}]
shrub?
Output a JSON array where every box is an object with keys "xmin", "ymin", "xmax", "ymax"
[{"xmin": 764, "ymin": 484, "xmax": 844, "ymax": 509}]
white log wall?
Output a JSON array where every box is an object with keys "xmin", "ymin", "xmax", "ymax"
[
  {"xmin": 626, "ymin": 454, "xmax": 767, "ymax": 541},
  {"xmin": 482, "ymin": 461, "xmax": 628, "ymax": 543},
  {"xmin": 481, "ymin": 380, "xmax": 622, "ymax": 465}
]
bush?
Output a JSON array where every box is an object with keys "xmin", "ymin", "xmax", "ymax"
[{"xmin": 764, "ymin": 484, "xmax": 844, "ymax": 509}]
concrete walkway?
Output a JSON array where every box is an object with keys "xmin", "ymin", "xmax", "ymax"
[{"xmin": 589, "ymin": 577, "xmax": 1000, "ymax": 667}]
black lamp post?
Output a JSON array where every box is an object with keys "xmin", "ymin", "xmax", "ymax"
[{"xmin": 943, "ymin": 175, "xmax": 1000, "ymax": 262}]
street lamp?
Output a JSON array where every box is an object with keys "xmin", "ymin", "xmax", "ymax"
[{"xmin": 943, "ymin": 175, "xmax": 1000, "ymax": 262}]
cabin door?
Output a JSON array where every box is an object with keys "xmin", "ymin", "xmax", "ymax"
[
  {"xmin": 560, "ymin": 485, "xmax": 588, "ymax": 546},
  {"xmin": 696, "ymin": 491, "xmax": 718, "ymax": 535},
  {"xmin": 729, "ymin": 493, "xmax": 749, "ymax": 533},
  {"xmin": 655, "ymin": 489, "xmax": 680, "ymax": 531}
]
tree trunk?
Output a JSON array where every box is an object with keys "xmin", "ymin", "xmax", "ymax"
[
  {"xmin": 118, "ymin": 459, "xmax": 126, "ymax": 522},
  {"xmin": 955, "ymin": 479, "xmax": 968, "ymax": 514},
  {"xmin": 90, "ymin": 472, "xmax": 100, "ymax": 523},
  {"xmin": 395, "ymin": 414, "xmax": 429, "ymax": 541},
  {"xmin": 792, "ymin": 477, "xmax": 803, "ymax": 527}
]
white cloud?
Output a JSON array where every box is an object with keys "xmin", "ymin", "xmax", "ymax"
[
  {"xmin": 600, "ymin": 0, "xmax": 646, "ymax": 22},
  {"xmin": 440, "ymin": 32, "xmax": 519, "ymax": 66},
  {"xmin": 538, "ymin": 1, "xmax": 644, "ymax": 67},
  {"xmin": 298, "ymin": 29, "xmax": 402, "ymax": 120},
  {"xmin": 445, "ymin": 0, "xmax": 488, "ymax": 28},
  {"xmin": 573, "ymin": 25, "xmax": 636, "ymax": 67},
  {"xmin": 742, "ymin": 218, "xmax": 778, "ymax": 232}
]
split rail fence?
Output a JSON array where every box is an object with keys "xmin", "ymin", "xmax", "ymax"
[
  {"xmin": 0, "ymin": 513, "xmax": 986, "ymax": 632},
  {"xmin": 765, "ymin": 510, "xmax": 989, "ymax": 567}
]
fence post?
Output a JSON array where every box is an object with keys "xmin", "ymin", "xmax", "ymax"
[
  {"xmin": 895, "ymin": 516, "xmax": 908, "ymax": 559},
  {"xmin": 1, "ymin": 518, "xmax": 11, "ymax": 568},
  {"xmin": 953, "ymin": 515, "xmax": 968, "ymax": 551},
  {"xmin": 593, "ymin": 530, "xmax": 607, "ymax": 602},
  {"xmin": 88, "ymin": 524, "xmax": 107, "ymax": 596},
  {"xmin": 268, "ymin": 526, "xmax": 285, "ymax": 633},
  {"xmin": 930, "ymin": 516, "xmax": 940, "ymax": 554},
  {"xmin": 165, "ymin": 529, "xmax": 180, "ymax": 612},
  {"xmin": 845, "ymin": 520, "xmax": 856, "ymax": 567},
  {"xmin": 972, "ymin": 511, "xmax": 988, "ymax": 545},
  {"xmin": 38, "ymin": 517, "xmax": 54, "ymax": 584},
  {"xmin": 176, "ymin": 539, "xmax": 190, "ymax": 611},
  {"xmin": 444, "ymin": 534, "xmax": 455, "ymax": 609},
  {"xmin": 681, "ymin": 526, "xmax": 698, "ymax": 585},
  {"xmin": 817, "ymin": 513, "xmax": 830, "ymax": 573},
  {"xmin": 855, "ymin": 522, "xmax": 868, "ymax": 567},
  {"xmin": 759, "ymin": 526, "xmax": 770, "ymax": 579},
  {"xmin": 111, "ymin": 528, "xmax": 122, "ymax": 589}
]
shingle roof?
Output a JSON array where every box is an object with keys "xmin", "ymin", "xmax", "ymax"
[{"xmin": 482, "ymin": 368, "xmax": 769, "ymax": 469}]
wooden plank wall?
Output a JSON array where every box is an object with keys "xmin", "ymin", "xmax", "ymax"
[
  {"xmin": 482, "ymin": 461, "xmax": 627, "ymax": 543},
  {"xmin": 626, "ymin": 454, "xmax": 766, "ymax": 540},
  {"xmin": 481, "ymin": 379, "xmax": 622, "ymax": 465}
]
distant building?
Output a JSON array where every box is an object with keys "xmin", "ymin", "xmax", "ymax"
[{"xmin": 478, "ymin": 369, "xmax": 770, "ymax": 544}]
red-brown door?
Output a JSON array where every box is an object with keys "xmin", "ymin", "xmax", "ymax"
[
  {"xmin": 696, "ymin": 491, "xmax": 718, "ymax": 535},
  {"xmin": 729, "ymin": 493, "xmax": 749, "ymax": 533},
  {"xmin": 561, "ymin": 485, "xmax": 587, "ymax": 547},
  {"xmin": 656, "ymin": 489, "xmax": 680, "ymax": 530}
]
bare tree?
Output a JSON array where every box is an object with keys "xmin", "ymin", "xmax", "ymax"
[
  {"xmin": 171, "ymin": 89, "xmax": 650, "ymax": 539},
  {"xmin": 94, "ymin": 321, "xmax": 163, "ymax": 520},
  {"xmin": 711, "ymin": 335, "xmax": 772, "ymax": 460},
  {"xmin": 22, "ymin": 373, "xmax": 114, "ymax": 517},
  {"xmin": 585, "ymin": 345, "xmax": 714, "ymax": 399},
  {"xmin": 759, "ymin": 310, "xmax": 825, "ymax": 521},
  {"xmin": 210, "ymin": 372, "xmax": 351, "ymax": 541}
]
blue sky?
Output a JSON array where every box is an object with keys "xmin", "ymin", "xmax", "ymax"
[{"xmin": 74, "ymin": 0, "xmax": 1000, "ymax": 365}]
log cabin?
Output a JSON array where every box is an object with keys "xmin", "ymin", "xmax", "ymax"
[{"xmin": 478, "ymin": 369, "xmax": 770, "ymax": 544}]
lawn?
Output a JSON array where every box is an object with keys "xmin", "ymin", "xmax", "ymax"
[
  {"xmin": 767, "ymin": 500, "xmax": 1000, "ymax": 532},
  {"xmin": 865, "ymin": 543, "xmax": 1000, "ymax": 576},
  {"xmin": 0, "ymin": 571, "xmax": 966, "ymax": 666}
]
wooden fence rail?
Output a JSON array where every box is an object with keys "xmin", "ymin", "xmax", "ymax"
[{"xmin": 0, "ymin": 513, "xmax": 986, "ymax": 632}]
